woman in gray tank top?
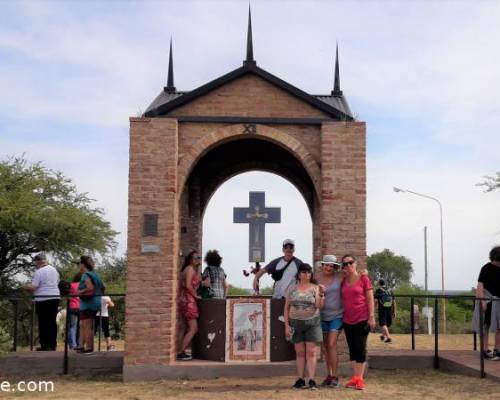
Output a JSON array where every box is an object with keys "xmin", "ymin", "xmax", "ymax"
[{"xmin": 317, "ymin": 255, "xmax": 344, "ymax": 387}]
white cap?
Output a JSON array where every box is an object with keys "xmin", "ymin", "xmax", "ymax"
[
  {"xmin": 320, "ymin": 254, "xmax": 341, "ymax": 265},
  {"xmin": 282, "ymin": 239, "xmax": 295, "ymax": 247}
]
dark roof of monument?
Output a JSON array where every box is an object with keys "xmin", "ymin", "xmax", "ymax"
[
  {"xmin": 144, "ymin": 7, "xmax": 354, "ymax": 120},
  {"xmin": 143, "ymin": 63, "xmax": 354, "ymax": 120}
]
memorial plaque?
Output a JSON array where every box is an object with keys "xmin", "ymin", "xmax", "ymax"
[
  {"xmin": 143, "ymin": 214, "xmax": 158, "ymax": 236},
  {"xmin": 233, "ymin": 192, "xmax": 280, "ymax": 262},
  {"xmin": 141, "ymin": 243, "xmax": 160, "ymax": 253}
]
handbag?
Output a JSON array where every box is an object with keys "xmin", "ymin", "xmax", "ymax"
[
  {"xmin": 197, "ymin": 285, "xmax": 215, "ymax": 299},
  {"xmin": 271, "ymin": 257, "xmax": 295, "ymax": 282}
]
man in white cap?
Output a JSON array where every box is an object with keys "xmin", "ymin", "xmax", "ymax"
[
  {"xmin": 253, "ymin": 239, "xmax": 303, "ymax": 299},
  {"xmin": 24, "ymin": 253, "xmax": 60, "ymax": 351}
]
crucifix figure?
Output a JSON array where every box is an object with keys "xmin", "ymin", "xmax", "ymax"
[{"xmin": 233, "ymin": 192, "xmax": 281, "ymax": 262}]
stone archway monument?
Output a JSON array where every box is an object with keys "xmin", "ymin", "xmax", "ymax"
[{"xmin": 125, "ymin": 10, "xmax": 366, "ymax": 380}]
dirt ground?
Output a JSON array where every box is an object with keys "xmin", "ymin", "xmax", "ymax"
[
  {"xmin": 0, "ymin": 369, "xmax": 498, "ymax": 400},
  {"xmin": 368, "ymin": 333, "xmax": 476, "ymax": 351},
  {"xmin": 15, "ymin": 333, "xmax": 478, "ymax": 353}
]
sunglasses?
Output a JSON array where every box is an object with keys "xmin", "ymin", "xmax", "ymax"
[
  {"xmin": 342, "ymin": 261, "xmax": 355, "ymax": 267},
  {"xmin": 193, "ymin": 256, "xmax": 202, "ymax": 260}
]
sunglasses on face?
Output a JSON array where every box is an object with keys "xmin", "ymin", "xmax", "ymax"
[
  {"xmin": 342, "ymin": 261, "xmax": 355, "ymax": 267},
  {"xmin": 193, "ymin": 256, "xmax": 202, "ymax": 260}
]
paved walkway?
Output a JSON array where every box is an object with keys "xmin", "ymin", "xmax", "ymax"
[{"xmin": 1, "ymin": 349, "xmax": 499, "ymax": 382}]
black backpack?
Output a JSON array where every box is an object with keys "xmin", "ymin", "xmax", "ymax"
[{"xmin": 380, "ymin": 288, "xmax": 393, "ymax": 308}]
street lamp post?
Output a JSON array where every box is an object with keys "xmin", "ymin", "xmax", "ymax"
[{"xmin": 393, "ymin": 187, "xmax": 446, "ymax": 332}]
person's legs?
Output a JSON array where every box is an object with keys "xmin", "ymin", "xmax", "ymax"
[
  {"xmin": 483, "ymin": 302, "xmax": 492, "ymax": 352},
  {"xmin": 47, "ymin": 299, "xmax": 59, "ymax": 350},
  {"xmin": 495, "ymin": 329, "xmax": 500, "ymax": 350},
  {"xmin": 294, "ymin": 342, "xmax": 306, "ymax": 378},
  {"xmin": 80, "ymin": 313, "xmax": 95, "ymax": 351},
  {"xmin": 345, "ymin": 321, "xmax": 369, "ymax": 388},
  {"xmin": 305, "ymin": 341, "xmax": 318, "ymax": 380},
  {"xmin": 101, "ymin": 317, "xmax": 112, "ymax": 349},
  {"xmin": 326, "ymin": 331, "xmax": 340, "ymax": 377},
  {"xmin": 180, "ymin": 319, "xmax": 198, "ymax": 353},
  {"xmin": 483, "ymin": 330, "xmax": 490, "ymax": 352},
  {"xmin": 381, "ymin": 325, "xmax": 390, "ymax": 338},
  {"xmin": 322, "ymin": 333, "xmax": 332, "ymax": 376},
  {"xmin": 79, "ymin": 318, "xmax": 87, "ymax": 349},
  {"xmin": 35, "ymin": 301, "xmax": 47, "ymax": 349},
  {"xmin": 343, "ymin": 323, "xmax": 356, "ymax": 362},
  {"xmin": 68, "ymin": 311, "xmax": 78, "ymax": 348},
  {"xmin": 353, "ymin": 322, "xmax": 369, "ymax": 379}
]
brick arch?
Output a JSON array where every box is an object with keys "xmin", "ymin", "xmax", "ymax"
[{"xmin": 178, "ymin": 124, "xmax": 321, "ymax": 199}]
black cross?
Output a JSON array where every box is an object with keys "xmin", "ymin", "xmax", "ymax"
[{"xmin": 233, "ymin": 192, "xmax": 281, "ymax": 262}]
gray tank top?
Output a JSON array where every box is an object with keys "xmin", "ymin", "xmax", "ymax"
[{"xmin": 320, "ymin": 277, "xmax": 344, "ymax": 321}]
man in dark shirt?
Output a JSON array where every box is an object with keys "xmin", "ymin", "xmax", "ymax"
[{"xmin": 477, "ymin": 246, "xmax": 500, "ymax": 360}]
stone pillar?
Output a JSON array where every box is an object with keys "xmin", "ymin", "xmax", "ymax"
[
  {"xmin": 320, "ymin": 121, "xmax": 366, "ymax": 362},
  {"xmin": 125, "ymin": 117, "xmax": 179, "ymax": 380},
  {"xmin": 320, "ymin": 121, "xmax": 366, "ymax": 267}
]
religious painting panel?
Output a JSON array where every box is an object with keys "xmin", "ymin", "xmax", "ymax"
[{"xmin": 226, "ymin": 298, "xmax": 270, "ymax": 361}]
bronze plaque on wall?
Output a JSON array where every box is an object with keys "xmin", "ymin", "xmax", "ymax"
[{"xmin": 143, "ymin": 214, "xmax": 158, "ymax": 236}]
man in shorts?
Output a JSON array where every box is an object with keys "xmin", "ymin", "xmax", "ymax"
[{"xmin": 374, "ymin": 279, "xmax": 395, "ymax": 344}]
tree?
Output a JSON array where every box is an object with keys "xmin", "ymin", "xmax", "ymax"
[
  {"xmin": 0, "ymin": 156, "xmax": 117, "ymax": 289},
  {"xmin": 478, "ymin": 172, "xmax": 500, "ymax": 192},
  {"xmin": 367, "ymin": 249, "xmax": 413, "ymax": 289}
]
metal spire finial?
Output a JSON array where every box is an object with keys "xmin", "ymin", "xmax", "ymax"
[
  {"xmin": 332, "ymin": 42, "xmax": 343, "ymax": 96},
  {"xmin": 165, "ymin": 37, "xmax": 176, "ymax": 93},
  {"xmin": 243, "ymin": 5, "xmax": 256, "ymax": 66}
]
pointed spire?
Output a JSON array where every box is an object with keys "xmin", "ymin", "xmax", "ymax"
[
  {"xmin": 332, "ymin": 42, "xmax": 343, "ymax": 96},
  {"xmin": 243, "ymin": 5, "xmax": 256, "ymax": 66},
  {"xmin": 164, "ymin": 37, "xmax": 176, "ymax": 93}
]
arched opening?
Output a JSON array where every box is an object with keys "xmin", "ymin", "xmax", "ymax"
[
  {"xmin": 202, "ymin": 171, "xmax": 313, "ymax": 291},
  {"xmin": 179, "ymin": 136, "xmax": 320, "ymax": 270}
]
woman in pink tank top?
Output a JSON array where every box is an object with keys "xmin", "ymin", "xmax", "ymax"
[{"xmin": 340, "ymin": 254, "xmax": 375, "ymax": 390}]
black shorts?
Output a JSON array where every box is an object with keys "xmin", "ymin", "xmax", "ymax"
[
  {"xmin": 378, "ymin": 307, "xmax": 392, "ymax": 327},
  {"xmin": 94, "ymin": 316, "xmax": 110, "ymax": 338}
]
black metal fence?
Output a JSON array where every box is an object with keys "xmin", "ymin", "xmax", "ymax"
[
  {"xmin": 0, "ymin": 292, "xmax": 497, "ymax": 378},
  {"xmin": 392, "ymin": 293, "xmax": 497, "ymax": 378},
  {"xmin": 0, "ymin": 293, "xmax": 126, "ymax": 374}
]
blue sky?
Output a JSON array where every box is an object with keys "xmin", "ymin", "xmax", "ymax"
[{"xmin": 1, "ymin": 0, "xmax": 499, "ymax": 290}]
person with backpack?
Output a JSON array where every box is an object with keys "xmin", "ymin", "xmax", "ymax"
[
  {"xmin": 253, "ymin": 239, "xmax": 303, "ymax": 299},
  {"xmin": 374, "ymin": 279, "xmax": 396, "ymax": 344},
  {"xmin": 76, "ymin": 256, "xmax": 104, "ymax": 354}
]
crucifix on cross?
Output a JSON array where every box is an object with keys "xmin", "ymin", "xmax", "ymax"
[{"xmin": 233, "ymin": 192, "xmax": 281, "ymax": 262}]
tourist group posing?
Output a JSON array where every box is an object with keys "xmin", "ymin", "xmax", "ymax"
[{"xmin": 177, "ymin": 239, "xmax": 386, "ymax": 391}]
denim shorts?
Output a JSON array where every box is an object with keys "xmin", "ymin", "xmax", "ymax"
[
  {"xmin": 289, "ymin": 316, "xmax": 323, "ymax": 344},
  {"xmin": 321, "ymin": 317, "xmax": 343, "ymax": 333}
]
